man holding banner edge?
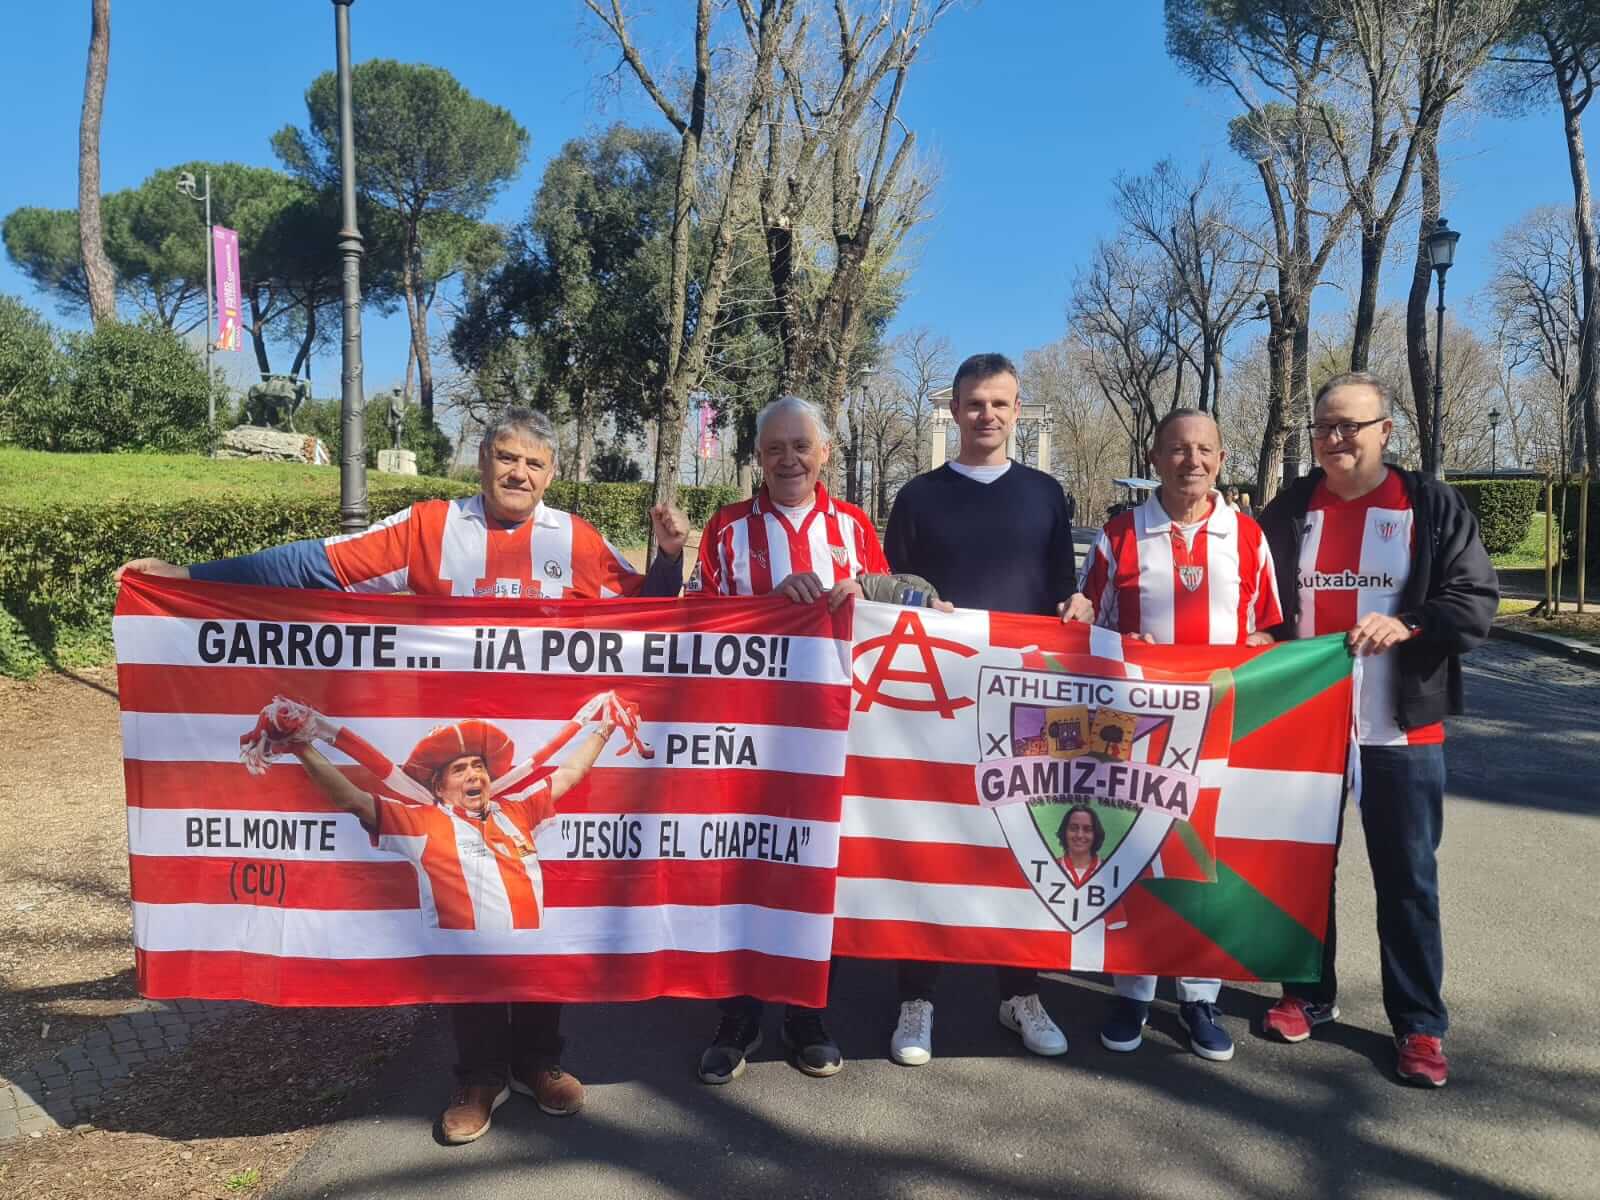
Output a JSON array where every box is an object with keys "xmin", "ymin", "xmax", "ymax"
[
  {"xmin": 1256, "ymin": 371, "xmax": 1497, "ymax": 1088},
  {"xmin": 1063, "ymin": 408, "xmax": 1281, "ymax": 1064},
  {"xmin": 117, "ymin": 406, "xmax": 689, "ymax": 1145}
]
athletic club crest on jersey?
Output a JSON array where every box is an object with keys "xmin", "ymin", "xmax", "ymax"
[
  {"xmin": 830, "ymin": 545, "xmax": 850, "ymax": 569},
  {"xmin": 1178, "ymin": 565, "xmax": 1205, "ymax": 592},
  {"xmin": 973, "ymin": 660, "xmax": 1217, "ymax": 934},
  {"xmin": 1374, "ymin": 518, "xmax": 1400, "ymax": 542}
]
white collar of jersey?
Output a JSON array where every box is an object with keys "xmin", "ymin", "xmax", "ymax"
[
  {"xmin": 755, "ymin": 482, "xmax": 835, "ymax": 517},
  {"xmin": 1139, "ymin": 490, "xmax": 1235, "ymax": 538},
  {"xmin": 466, "ymin": 494, "xmax": 561, "ymax": 530}
]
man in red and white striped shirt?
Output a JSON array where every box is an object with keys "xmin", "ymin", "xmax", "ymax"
[
  {"xmin": 117, "ymin": 407, "xmax": 688, "ymax": 1144},
  {"xmin": 1064, "ymin": 409, "xmax": 1281, "ymax": 1065},
  {"xmin": 690, "ymin": 399, "xmax": 888, "ymax": 606},
  {"xmin": 690, "ymin": 395, "xmax": 886, "ymax": 1086}
]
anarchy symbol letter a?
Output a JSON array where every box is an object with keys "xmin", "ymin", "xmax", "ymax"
[{"xmin": 852, "ymin": 610, "xmax": 976, "ymax": 718}]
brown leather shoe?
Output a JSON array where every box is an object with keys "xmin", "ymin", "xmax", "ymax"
[
  {"xmin": 510, "ymin": 1061, "xmax": 585, "ymax": 1116},
  {"xmin": 440, "ymin": 1082, "xmax": 509, "ymax": 1144}
]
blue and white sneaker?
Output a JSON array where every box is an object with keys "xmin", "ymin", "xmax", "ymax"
[
  {"xmin": 1099, "ymin": 997, "xmax": 1148, "ymax": 1053},
  {"xmin": 1179, "ymin": 1000, "xmax": 1235, "ymax": 1062}
]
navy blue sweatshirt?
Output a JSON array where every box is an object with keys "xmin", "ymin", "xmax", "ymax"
[{"xmin": 884, "ymin": 463, "xmax": 1077, "ymax": 616}]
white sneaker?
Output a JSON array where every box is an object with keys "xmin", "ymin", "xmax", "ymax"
[
  {"xmin": 890, "ymin": 1000, "xmax": 934, "ymax": 1066},
  {"xmin": 998, "ymin": 994, "xmax": 1068, "ymax": 1056}
]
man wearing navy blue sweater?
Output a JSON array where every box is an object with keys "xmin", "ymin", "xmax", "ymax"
[{"xmin": 883, "ymin": 352, "xmax": 1078, "ymax": 1066}]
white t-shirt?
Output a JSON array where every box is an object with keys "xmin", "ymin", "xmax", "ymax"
[
  {"xmin": 772, "ymin": 498, "xmax": 816, "ymax": 524},
  {"xmin": 947, "ymin": 460, "xmax": 1012, "ymax": 485}
]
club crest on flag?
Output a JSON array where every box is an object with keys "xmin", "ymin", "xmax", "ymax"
[
  {"xmin": 1178, "ymin": 565, "xmax": 1205, "ymax": 592},
  {"xmin": 974, "ymin": 664, "xmax": 1216, "ymax": 934}
]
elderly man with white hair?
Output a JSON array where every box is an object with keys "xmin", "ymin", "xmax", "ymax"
[{"xmin": 688, "ymin": 394, "xmax": 891, "ymax": 1084}]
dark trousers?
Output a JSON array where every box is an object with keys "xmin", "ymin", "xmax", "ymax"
[
  {"xmin": 719, "ymin": 959, "xmax": 837, "ymax": 1024},
  {"xmin": 451, "ymin": 1002, "xmax": 564, "ymax": 1085},
  {"xmin": 1287, "ymin": 743, "xmax": 1448, "ymax": 1038},
  {"xmin": 897, "ymin": 961, "xmax": 1040, "ymax": 1004}
]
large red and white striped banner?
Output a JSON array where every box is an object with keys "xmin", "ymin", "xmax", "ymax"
[
  {"xmin": 116, "ymin": 573, "xmax": 852, "ymax": 1007},
  {"xmin": 116, "ymin": 579, "xmax": 1351, "ymax": 1006}
]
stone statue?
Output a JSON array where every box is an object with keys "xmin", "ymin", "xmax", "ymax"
[
  {"xmin": 386, "ymin": 391, "xmax": 407, "ymax": 450},
  {"xmin": 245, "ymin": 375, "xmax": 309, "ymax": 432}
]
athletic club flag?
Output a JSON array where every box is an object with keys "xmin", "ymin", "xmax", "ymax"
[
  {"xmin": 834, "ymin": 603, "xmax": 1354, "ymax": 983},
  {"xmin": 114, "ymin": 573, "xmax": 852, "ymax": 1007}
]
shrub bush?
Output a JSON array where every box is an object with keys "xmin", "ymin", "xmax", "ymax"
[
  {"xmin": 15, "ymin": 319, "xmax": 219, "ymax": 454},
  {"xmin": 1450, "ymin": 478, "xmax": 1540, "ymax": 556},
  {"xmin": 0, "ymin": 296, "xmax": 60, "ymax": 445},
  {"xmin": 0, "ymin": 478, "xmax": 744, "ymax": 676}
]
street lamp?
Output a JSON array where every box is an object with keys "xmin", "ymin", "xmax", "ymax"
[
  {"xmin": 850, "ymin": 366, "xmax": 876, "ymax": 508},
  {"xmin": 332, "ymin": 0, "xmax": 368, "ymax": 533},
  {"xmin": 1489, "ymin": 408, "xmax": 1501, "ymax": 477},
  {"xmin": 1424, "ymin": 216, "xmax": 1461, "ymax": 481},
  {"xmin": 176, "ymin": 169, "xmax": 214, "ymax": 427}
]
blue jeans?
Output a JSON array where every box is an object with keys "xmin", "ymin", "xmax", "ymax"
[
  {"xmin": 1113, "ymin": 975, "xmax": 1220, "ymax": 1004},
  {"xmin": 1288, "ymin": 743, "xmax": 1448, "ymax": 1038}
]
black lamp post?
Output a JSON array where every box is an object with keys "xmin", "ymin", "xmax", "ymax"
[
  {"xmin": 1424, "ymin": 217, "xmax": 1460, "ymax": 481},
  {"xmin": 332, "ymin": 0, "xmax": 368, "ymax": 533},
  {"xmin": 1489, "ymin": 408, "xmax": 1500, "ymax": 477}
]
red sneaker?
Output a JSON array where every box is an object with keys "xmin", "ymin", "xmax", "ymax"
[
  {"xmin": 1395, "ymin": 1034, "xmax": 1448, "ymax": 1087},
  {"xmin": 1262, "ymin": 998, "xmax": 1339, "ymax": 1043}
]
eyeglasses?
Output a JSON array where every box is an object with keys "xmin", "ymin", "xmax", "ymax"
[{"xmin": 1307, "ymin": 417, "xmax": 1386, "ymax": 441}]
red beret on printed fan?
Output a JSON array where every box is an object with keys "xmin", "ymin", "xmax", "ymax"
[{"xmin": 402, "ymin": 720, "xmax": 516, "ymax": 787}]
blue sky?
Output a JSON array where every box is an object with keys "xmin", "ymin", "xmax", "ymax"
[{"xmin": 0, "ymin": 1, "xmax": 1582, "ymax": 399}]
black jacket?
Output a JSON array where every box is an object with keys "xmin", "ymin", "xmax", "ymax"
[{"xmin": 1258, "ymin": 467, "xmax": 1498, "ymax": 731}]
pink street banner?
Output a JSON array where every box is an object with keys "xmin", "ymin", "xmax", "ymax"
[
  {"xmin": 212, "ymin": 225, "xmax": 242, "ymax": 352},
  {"xmin": 697, "ymin": 404, "xmax": 719, "ymax": 460}
]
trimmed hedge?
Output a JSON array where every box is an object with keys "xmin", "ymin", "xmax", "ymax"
[
  {"xmin": 0, "ymin": 479, "xmax": 744, "ymax": 677},
  {"xmin": 1450, "ymin": 479, "xmax": 1540, "ymax": 557}
]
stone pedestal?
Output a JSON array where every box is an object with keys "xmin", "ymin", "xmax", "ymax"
[
  {"xmin": 215, "ymin": 425, "xmax": 331, "ymax": 465},
  {"xmin": 377, "ymin": 448, "xmax": 418, "ymax": 476}
]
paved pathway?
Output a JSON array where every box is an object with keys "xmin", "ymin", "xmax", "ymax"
[
  {"xmin": 269, "ymin": 639, "xmax": 1600, "ymax": 1199},
  {"xmin": 0, "ymin": 999, "xmax": 238, "ymax": 1140}
]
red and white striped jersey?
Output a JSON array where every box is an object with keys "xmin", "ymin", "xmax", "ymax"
[
  {"xmin": 1296, "ymin": 470, "xmax": 1442, "ymax": 746},
  {"xmin": 1078, "ymin": 492, "xmax": 1281, "ymax": 646},
  {"xmin": 323, "ymin": 496, "xmax": 643, "ymax": 599},
  {"xmin": 371, "ymin": 781, "xmax": 558, "ymax": 932},
  {"xmin": 690, "ymin": 483, "xmax": 889, "ymax": 597}
]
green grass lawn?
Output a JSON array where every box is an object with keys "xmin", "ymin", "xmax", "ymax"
[
  {"xmin": 0, "ymin": 447, "xmax": 467, "ymax": 508},
  {"xmin": 1491, "ymin": 510, "xmax": 1563, "ymax": 571}
]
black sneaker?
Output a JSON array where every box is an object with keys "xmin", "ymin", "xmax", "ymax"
[
  {"xmin": 781, "ymin": 1011, "xmax": 843, "ymax": 1078},
  {"xmin": 698, "ymin": 1013, "xmax": 762, "ymax": 1085}
]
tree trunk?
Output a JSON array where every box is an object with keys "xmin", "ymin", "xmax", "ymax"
[
  {"xmin": 1407, "ymin": 119, "xmax": 1442, "ymax": 475},
  {"xmin": 734, "ymin": 406, "xmax": 757, "ymax": 499},
  {"xmin": 1350, "ymin": 222, "xmax": 1386, "ymax": 371},
  {"xmin": 289, "ymin": 305, "xmax": 317, "ymax": 379},
  {"xmin": 78, "ymin": 0, "xmax": 115, "ymax": 325},
  {"xmin": 1284, "ymin": 301, "xmax": 1310, "ymax": 484},
  {"xmin": 247, "ymin": 288, "xmax": 272, "ymax": 379},
  {"xmin": 572, "ymin": 383, "xmax": 593, "ymax": 483},
  {"xmin": 400, "ymin": 228, "xmax": 435, "ymax": 425},
  {"xmin": 1257, "ymin": 290, "xmax": 1290, "ymax": 505},
  {"xmin": 1553, "ymin": 48, "xmax": 1600, "ymax": 476}
]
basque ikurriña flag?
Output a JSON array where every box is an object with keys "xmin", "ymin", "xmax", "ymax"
[
  {"xmin": 114, "ymin": 572, "xmax": 852, "ymax": 1007},
  {"xmin": 833, "ymin": 602, "xmax": 1354, "ymax": 983}
]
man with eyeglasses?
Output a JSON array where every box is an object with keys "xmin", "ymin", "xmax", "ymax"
[{"xmin": 1255, "ymin": 372, "xmax": 1496, "ymax": 1088}]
